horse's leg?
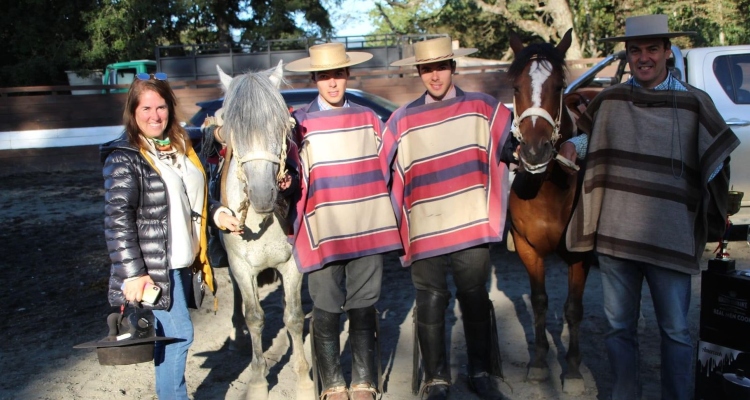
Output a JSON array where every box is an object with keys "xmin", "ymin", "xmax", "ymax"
[
  {"xmin": 235, "ymin": 270, "xmax": 270, "ymax": 400},
  {"xmin": 228, "ymin": 267, "xmax": 252, "ymax": 353},
  {"xmin": 562, "ymin": 259, "xmax": 590, "ymax": 394},
  {"xmin": 277, "ymin": 257, "xmax": 314, "ymax": 396},
  {"xmin": 515, "ymin": 232, "xmax": 550, "ymax": 382}
]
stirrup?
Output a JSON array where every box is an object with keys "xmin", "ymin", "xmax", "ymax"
[
  {"xmin": 349, "ymin": 383, "xmax": 378, "ymax": 399},
  {"xmin": 419, "ymin": 379, "xmax": 450, "ymax": 398},
  {"xmin": 320, "ymin": 385, "xmax": 348, "ymax": 400}
]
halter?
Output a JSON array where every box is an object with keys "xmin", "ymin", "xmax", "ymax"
[
  {"xmin": 229, "ymin": 117, "xmax": 295, "ymax": 226},
  {"xmin": 511, "ymin": 87, "xmax": 565, "ymax": 174}
]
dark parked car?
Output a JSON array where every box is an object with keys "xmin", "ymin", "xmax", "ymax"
[
  {"xmin": 188, "ymin": 88, "xmax": 396, "ymax": 126},
  {"xmin": 185, "ymin": 88, "xmax": 398, "ymax": 153}
]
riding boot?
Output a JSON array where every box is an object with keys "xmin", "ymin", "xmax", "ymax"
[
  {"xmin": 347, "ymin": 306, "xmax": 379, "ymax": 400},
  {"xmin": 312, "ymin": 307, "xmax": 347, "ymax": 399},
  {"xmin": 458, "ymin": 287, "xmax": 506, "ymax": 400},
  {"xmin": 416, "ymin": 290, "xmax": 451, "ymax": 400}
]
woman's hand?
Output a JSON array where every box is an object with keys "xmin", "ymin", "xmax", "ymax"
[
  {"xmin": 122, "ymin": 275, "xmax": 154, "ymax": 303},
  {"xmin": 218, "ymin": 211, "xmax": 244, "ymax": 235}
]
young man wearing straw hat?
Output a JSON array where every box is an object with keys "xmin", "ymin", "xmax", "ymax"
[
  {"xmin": 560, "ymin": 14, "xmax": 739, "ymax": 400},
  {"xmin": 285, "ymin": 42, "xmax": 402, "ymax": 400},
  {"xmin": 384, "ymin": 36, "xmax": 513, "ymax": 400}
]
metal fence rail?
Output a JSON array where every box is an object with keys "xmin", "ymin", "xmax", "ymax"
[{"xmin": 154, "ymin": 34, "xmax": 449, "ymax": 81}]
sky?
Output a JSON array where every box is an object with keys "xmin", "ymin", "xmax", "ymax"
[{"xmin": 330, "ymin": 0, "xmax": 376, "ymax": 37}]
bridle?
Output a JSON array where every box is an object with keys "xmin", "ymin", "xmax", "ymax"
[
  {"xmin": 228, "ymin": 117, "xmax": 295, "ymax": 225},
  {"xmin": 510, "ymin": 60, "xmax": 565, "ymax": 174}
]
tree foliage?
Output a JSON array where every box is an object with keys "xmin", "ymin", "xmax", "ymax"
[
  {"xmin": 0, "ymin": 0, "xmax": 96, "ymax": 86},
  {"xmin": 0, "ymin": 0, "xmax": 335, "ymax": 86},
  {"xmin": 368, "ymin": 0, "xmax": 512, "ymax": 59},
  {"xmin": 369, "ymin": 0, "xmax": 750, "ymax": 60},
  {"xmin": 3, "ymin": 0, "xmax": 749, "ymax": 86}
]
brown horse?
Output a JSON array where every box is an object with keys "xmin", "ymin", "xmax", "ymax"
[{"xmin": 507, "ymin": 29, "xmax": 592, "ymax": 394}]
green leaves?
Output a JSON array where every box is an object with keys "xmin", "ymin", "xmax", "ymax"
[{"xmin": 2, "ymin": 0, "xmax": 334, "ymax": 86}]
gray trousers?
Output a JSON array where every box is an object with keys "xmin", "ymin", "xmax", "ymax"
[{"xmin": 308, "ymin": 254, "xmax": 383, "ymax": 314}]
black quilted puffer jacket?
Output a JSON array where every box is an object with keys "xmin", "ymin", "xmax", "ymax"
[{"xmin": 101, "ymin": 136, "xmax": 218, "ymax": 310}]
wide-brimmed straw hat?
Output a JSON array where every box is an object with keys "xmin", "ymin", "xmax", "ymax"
[
  {"xmin": 599, "ymin": 14, "xmax": 695, "ymax": 43},
  {"xmin": 285, "ymin": 42, "xmax": 373, "ymax": 72},
  {"xmin": 74, "ymin": 308, "xmax": 175, "ymax": 366},
  {"xmin": 391, "ymin": 36, "xmax": 477, "ymax": 67}
]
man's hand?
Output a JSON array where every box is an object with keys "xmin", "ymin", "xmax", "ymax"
[
  {"xmin": 278, "ymin": 173, "xmax": 292, "ymax": 191},
  {"xmin": 557, "ymin": 141, "xmax": 579, "ymax": 174}
]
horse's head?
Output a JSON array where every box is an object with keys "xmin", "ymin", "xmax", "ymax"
[
  {"xmin": 218, "ymin": 62, "xmax": 292, "ymax": 215},
  {"xmin": 508, "ymin": 29, "xmax": 573, "ymax": 174}
]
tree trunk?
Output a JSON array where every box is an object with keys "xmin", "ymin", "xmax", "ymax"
[{"xmin": 472, "ymin": 0, "xmax": 584, "ymax": 59}]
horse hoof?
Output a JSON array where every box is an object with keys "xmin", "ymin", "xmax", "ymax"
[
  {"xmin": 563, "ymin": 377, "xmax": 585, "ymax": 395},
  {"xmin": 245, "ymin": 383, "xmax": 269, "ymax": 400},
  {"xmin": 295, "ymin": 378, "xmax": 316, "ymax": 400},
  {"xmin": 296, "ymin": 376, "xmax": 314, "ymax": 390},
  {"xmin": 527, "ymin": 367, "xmax": 550, "ymax": 382}
]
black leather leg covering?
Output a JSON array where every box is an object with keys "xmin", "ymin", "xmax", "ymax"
[
  {"xmin": 458, "ymin": 287, "xmax": 505, "ymax": 400},
  {"xmin": 312, "ymin": 307, "xmax": 346, "ymax": 391},
  {"xmin": 347, "ymin": 306, "xmax": 377, "ymax": 387},
  {"xmin": 416, "ymin": 290, "xmax": 451, "ymax": 400}
]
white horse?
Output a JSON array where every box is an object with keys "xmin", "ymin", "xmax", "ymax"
[{"xmin": 217, "ymin": 63, "xmax": 311, "ymax": 400}]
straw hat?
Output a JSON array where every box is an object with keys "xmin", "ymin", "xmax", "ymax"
[
  {"xmin": 391, "ymin": 36, "xmax": 477, "ymax": 67},
  {"xmin": 599, "ymin": 14, "xmax": 695, "ymax": 43},
  {"xmin": 285, "ymin": 42, "xmax": 373, "ymax": 72}
]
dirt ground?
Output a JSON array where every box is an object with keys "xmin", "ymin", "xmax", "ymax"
[{"xmin": 1, "ymin": 166, "xmax": 748, "ymax": 400}]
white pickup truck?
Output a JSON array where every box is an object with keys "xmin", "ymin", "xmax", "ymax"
[{"xmin": 566, "ymin": 44, "xmax": 750, "ymax": 226}]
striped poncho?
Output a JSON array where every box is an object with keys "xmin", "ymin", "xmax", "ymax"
[
  {"xmin": 290, "ymin": 101, "xmax": 402, "ymax": 273},
  {"xmin": 384, "ymin": 88, "xmax": 512, "ymax": 266},
  {"xmin": 565, "ymin": 83, "xmax": 740, "ymax": 274}
]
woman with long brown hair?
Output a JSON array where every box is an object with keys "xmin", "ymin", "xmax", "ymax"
[{"xmin": 101, "ymin": 73, "xmax": 242, "ymax": 398}]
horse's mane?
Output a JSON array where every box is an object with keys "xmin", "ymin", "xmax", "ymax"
[
  {"xmin": 222, "ymin": 68, "xmax": 290, "ymax": 155},
  {"xmin": 507, "ymin": 41, "xmax": 568, "ymax": 82}
]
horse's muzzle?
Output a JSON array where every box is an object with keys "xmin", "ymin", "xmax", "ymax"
[{"xmin": 519, "ymin": 140, "xmax": 554, "ymax": 173}]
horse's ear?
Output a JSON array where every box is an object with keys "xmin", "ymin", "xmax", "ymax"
[
  {"xmin": 509, "ymin": 29, "xmax": 524, "ymax": 55},
  {"xmin": 556, "ymin": 28, "xmax": 573, "ymax": 56},
  {"xmin": 269, "ymin": 60, "xmax": 284, "ymax": 88},
  {"xmin": 217, "ymin": 65, "xmax": 233, "ymax": 91}
]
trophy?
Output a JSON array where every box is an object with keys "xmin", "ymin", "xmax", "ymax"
[{"xmin": 708, "ymin": 190, "xmax": 744, "ymax": 273}]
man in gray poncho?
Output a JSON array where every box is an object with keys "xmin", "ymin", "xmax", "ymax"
[{"xmin": 559, "ymin": 14, "xmax": 740, "ymax": 400}]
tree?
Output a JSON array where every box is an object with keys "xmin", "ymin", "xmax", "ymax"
[
  {"xmin": 369, "ymin": 0, "xmax": 584, "ymax": 60},
  {"xmin": 471, "ymin": 0, "xmax": 583, "ymax": 59},
  {"xmin": 0, "ymin": 0, "xmax": 97, "ymax": 86},
  {"xmin": 0, "ymin": 0, "xmax": 335, "ymax": 86},
  {"xmin": 368, "ymin": 0, "xmax": 512, "ymax": 59},
  {"xmin": 81, "ymin": 0, "xmax": 180, "ymax": 69},
  {"xmin": 369, "ymin": 0, "xmax": 750, "ymax": 60},
  {"xmin": 80, "ymin": 0, "xmax": 335, "ymax": 66},
  {"xmin": 240, "ymin": 0, "xmax": 336, "ymax": 46}
]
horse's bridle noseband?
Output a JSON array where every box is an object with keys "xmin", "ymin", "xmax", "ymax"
[
  {"xmin": 227, "ymin": 116, "xmax": 295, "ymax": 225},
  {"xmin": 511, "ymin": 90, "xmax": 564, "ymax": 174}
]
